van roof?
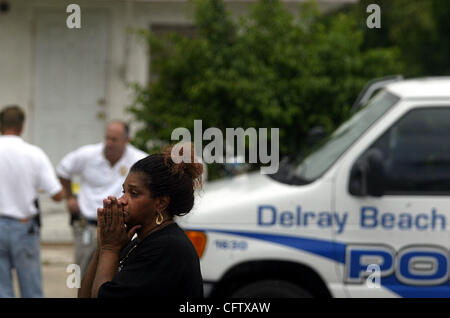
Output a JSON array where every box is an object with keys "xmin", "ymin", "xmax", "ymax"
[{"xmin": 386, "ymin": 77, "xmax": 450, "ymax": 99}]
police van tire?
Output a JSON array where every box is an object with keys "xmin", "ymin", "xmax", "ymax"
[{"xmin": 231, "ymin": 280, "xmax": 313, "ymax": 298}]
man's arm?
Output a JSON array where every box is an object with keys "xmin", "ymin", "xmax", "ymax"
[
  {"xmin": 59, "ymin": 177, "xmax": 73, "ymax": 198},
  {"xmin": 35, "ymin": 149, "xmax": 66, "ymax": 202},
  {"xmin": 51, "ymin": 190, "xmax": 64, "ymax": 202},
  {"xmin": 59, "ymin": 177, "xmax": 80, "ymax": 215}
]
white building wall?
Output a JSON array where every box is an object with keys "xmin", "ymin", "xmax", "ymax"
[
  {"xmin": 0, "ymin": 0, "xmax": 197, "ymax": 143},
  {"xmin": 0, "ymin": 0, "xmax": 356, "ymax": 145}
]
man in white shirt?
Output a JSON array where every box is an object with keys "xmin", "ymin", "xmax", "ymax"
[
  {"xmin": 0, "ymin": 105, "xmax": 64, "ymax": 298},
  {"xmin": 56, "ymin": 121, "xmax": 147, "ymax": 276}
]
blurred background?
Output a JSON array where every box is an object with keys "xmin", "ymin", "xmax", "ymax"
[{"xmin": 0, "ymin": 0, "xmax": 449, "ymax": 297}]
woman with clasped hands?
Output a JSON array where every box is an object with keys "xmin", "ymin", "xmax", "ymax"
[{"xmin": 78, "ymin": 144, "xmax": 204, "ymax": 298}]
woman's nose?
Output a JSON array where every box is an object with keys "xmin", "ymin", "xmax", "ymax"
[{"xmin": 118, "ymin": 195, "xmax": 127, "ymax": 205}]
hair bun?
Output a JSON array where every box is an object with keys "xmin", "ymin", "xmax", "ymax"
[{"xmin": 162, "ymin": 142, "xmax": 203, "ymax": 189}]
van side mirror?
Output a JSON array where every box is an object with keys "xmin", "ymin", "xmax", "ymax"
[{"xmin": 349, "ymin": 148, "xmax": 385, "ymax": 197}]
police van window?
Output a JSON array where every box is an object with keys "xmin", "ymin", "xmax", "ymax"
[
  {"xmin": 291, "ymin": 91, "xmax": 399, "ymax": 184},
  {"xmin": 367, "ymin": 107, "xmax": 450, "ymax": 195}
]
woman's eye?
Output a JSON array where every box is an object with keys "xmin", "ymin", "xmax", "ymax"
[{"xmin": 122, "ymin": 189, "xmax": 137, "ymax": 197}]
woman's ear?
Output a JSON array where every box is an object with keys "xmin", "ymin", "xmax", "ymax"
[{"xmin": 156, "ymin": 196, "xmax": 170, "ymax": 213}]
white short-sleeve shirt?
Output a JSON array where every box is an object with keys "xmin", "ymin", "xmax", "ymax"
[
  {"xmin": 56, "ymin": 143, "xmax": 147, "ymax": 219},
  {"xmin": 0, "ymin": 135, "xmax": 62, "ymax": 219}
]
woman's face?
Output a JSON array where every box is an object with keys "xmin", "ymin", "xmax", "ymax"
[{"xmin": 118, "ymin": 172, "xmax": 158, "ymax": 228}]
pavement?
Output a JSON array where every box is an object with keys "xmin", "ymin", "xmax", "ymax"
[{"xmin": 41, "ymin": 244, "xmax": 78, "ymax": 298}]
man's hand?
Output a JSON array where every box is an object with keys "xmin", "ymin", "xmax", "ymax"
[
  {"xmin": 59, "ymin": 177, "xmax": 79, "ymax": 214},
  {"xmin": 67, "ymin": 196, "xmax": 80, "ymax": 216},
  {"xmin": 98, "ymin": 196, "xmax": 141, "ymax": 254}
]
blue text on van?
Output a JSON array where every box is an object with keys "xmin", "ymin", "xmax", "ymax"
[{"xmin": 257, "ymin": 205, "xmax": 446, "ymax": 234}]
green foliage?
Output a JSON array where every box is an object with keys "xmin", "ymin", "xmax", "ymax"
[
  {"xmin": 128, "ymin": 0, "xmax": 404, "ymax": 180},
  {"xmin": 357, "ymin": 0, "xmax": 450, "ymax": 76}
]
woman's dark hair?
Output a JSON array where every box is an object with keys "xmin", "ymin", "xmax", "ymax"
[{"xmin": 130, "ymin": 142, "xmax": 203, "ymax": 217}]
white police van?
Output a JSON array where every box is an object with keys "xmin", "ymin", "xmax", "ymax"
[{"xmin": 180, "ymin": 77, "xmax": 450, "ymax": 298}]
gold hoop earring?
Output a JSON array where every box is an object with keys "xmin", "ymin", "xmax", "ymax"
[{"xmin": 156, "ymin": 211, "xmax": 164, "ymax": 225}]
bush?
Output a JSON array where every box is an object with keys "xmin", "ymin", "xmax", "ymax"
[{"xmin": 128, "ymin": 0, "xmax": 404, "ymax": 180}]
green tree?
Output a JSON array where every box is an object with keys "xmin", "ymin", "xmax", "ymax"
[
  {"xmin": 357, "ymin": 0, "xmax": 450, "ymax": 76},
  {"xmin": 128, "ymin": 0, "xmax": 404, "ymax": 180}
]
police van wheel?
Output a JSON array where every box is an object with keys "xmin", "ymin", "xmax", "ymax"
[{"xmin": 231, "ymin": 280, "xmax": 313, "ymax": 298}]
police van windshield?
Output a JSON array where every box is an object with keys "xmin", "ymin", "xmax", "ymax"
[{"xmin": 293, "ymin": 90, "xmax": 400, "ymax": 183}]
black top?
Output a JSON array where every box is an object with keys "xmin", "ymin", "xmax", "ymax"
[{"xmin": 98, "ymin": 223, "xmax": 203, "ymax": 298}]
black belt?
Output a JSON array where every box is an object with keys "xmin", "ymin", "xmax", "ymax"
[
  {"xmin": 70, "ymin": 213, "xmax": 98, "ymax": 226},
  {"xmin": 86, "ymin": 218, "xmax": 98, "ymax": 226}
]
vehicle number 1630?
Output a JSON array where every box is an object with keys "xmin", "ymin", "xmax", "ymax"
[{"xmin": 215, "ymin": 239, "xmax": 248, "ymax": 250}]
